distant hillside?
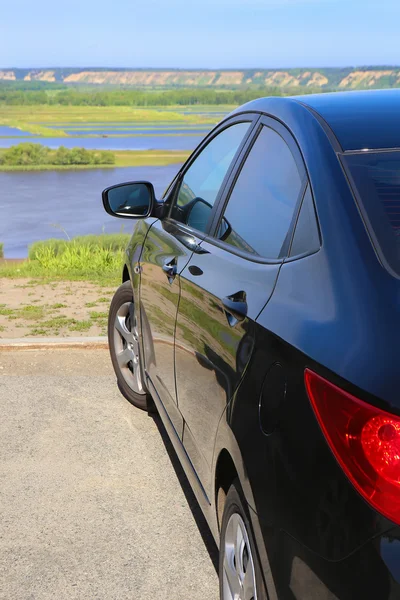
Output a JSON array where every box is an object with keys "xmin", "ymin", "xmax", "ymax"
[{"xmin": 1, "ymin": 67, "xmax": 400, "ymax": 90}]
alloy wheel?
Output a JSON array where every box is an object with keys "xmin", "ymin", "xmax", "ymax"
[
  {"xmin": 222, "ymin": 512, "xmax": 257, "ymax": 600},
  {"xmin": 113, "ymin": 301, "xmax": 145, "ymax": 395}
]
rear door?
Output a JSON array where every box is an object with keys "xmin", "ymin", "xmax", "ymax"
[
  {"xmin": 139, "ymin": 116, "xmax": 256, "ymax": 436},
  {"xmin": 174, "ymin": 117, "xmax": 308, "ymax": 494}
]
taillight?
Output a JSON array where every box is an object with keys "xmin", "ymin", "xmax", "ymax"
[{"xmin": 305, "ymin": 368, "xmax": 400, "ymax": 525}]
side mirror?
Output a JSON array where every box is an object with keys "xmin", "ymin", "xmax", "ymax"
[
  {"xmin": 185, "ymin": 197, "xmax": 232, "ymax": 239},
  {"xmin": 102, "ymin": 181, "xmax": 155, "ymax": 219}
]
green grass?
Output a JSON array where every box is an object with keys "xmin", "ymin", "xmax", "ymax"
[
  {"xmin": 0, "ymin": 117, "xmax": 68, "ymax": 138},
  {"xmin": 29, "ymin": 328, "xmax": 49, "ymax": 336},
  {"xmin": 0, "ymin": 304, "xmax": 44, "ymax": 321},
  {"xmin": 0, "ymin": 105, "xmax": 218, "ymax": 138},
  {"xmin": 18, "ymin": 305, "xmax": 45, "ymax": 320},
  {"xmin": 28, "ymin": 316, "xmax": 93, "ymax": 335},
  {"xmin": 0, "ymin": 234, "xmax": 129, "ymax": 285},
  {"xmin": 89, "ymin": 311, "xmax": 108, "ymax": 324},
  {"xmin": 114, "ymin": 150, "xmax": 188, "ymax": 167},
  {"xmin": 0, "ymin": 149, "xmax": 189, "ymax": 171},
  {"xmin": 85, "ymin": 297, "xmax": 110, "ymax": 308},
  {"xmin": 0, "ymin": 242, "xmax": 3, "ymax": 259},
  {"xmin": 69, "ymin": 319, "xmax": 92, "ymax": 332},
  {"xmin": 28, "ymin": 233, "xmax": 131, "ymax": 259}
]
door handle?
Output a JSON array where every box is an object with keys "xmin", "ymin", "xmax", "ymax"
[
  {"xmin": 222, "ymin": 291, "xmax": 248, "ymax": 325},
  {"xmin": 162, "ymin": 259, "xmax": 178, "ymax": 282}
]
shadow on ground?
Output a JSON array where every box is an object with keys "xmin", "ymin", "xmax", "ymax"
[{"xmin": 150, "ymin": 412, "xmax": 219, "ymax": 574}]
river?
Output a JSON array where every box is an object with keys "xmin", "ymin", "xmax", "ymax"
[{"xmin": 0, "ymin": 166, "xmax": 181, "ymax": 258}]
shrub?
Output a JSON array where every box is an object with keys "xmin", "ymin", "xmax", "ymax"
[
  {"xmin": 53, "ymin": 146, "xmax": 70, "ymax": 165},
  {"xmin": 0, "ymin": 242, "xmax": 3, "ymax": 259},
  {"xmin": 0, "ymin": 142, "xmax": 51, "ymax": 166},
  {"xmin": 0, "ymin": 143, "xmax": 116, "ymax": 166}
]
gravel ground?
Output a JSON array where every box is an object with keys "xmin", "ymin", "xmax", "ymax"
[
  {"xmin": 0, "ymin": 278, "xmax": 115, "ymax": 338},
  {"xmin": 0, "ymin": 348, "xmax": 218, "ymax": 600}
]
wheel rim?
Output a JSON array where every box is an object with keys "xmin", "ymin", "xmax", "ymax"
[
  {"xmin": 113, "ymin": 301, "xmax": 145, "ymax": 395},
  {"xmin": 222, "ymin": 513, "xmax": 257, "ymax": 600}
]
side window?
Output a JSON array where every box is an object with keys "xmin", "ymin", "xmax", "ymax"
[
  {"xmin": 170, "ymin": 122, "xmax": 250, "ymax": 232},
  {"xmin": 289, "ymin": 186, "xmax": 320, "ymax": 257},
  {"xmin": 216, "ymin": 126, "xmax": 303, "ymax": 259}
]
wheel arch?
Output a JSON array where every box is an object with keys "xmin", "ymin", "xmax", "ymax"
[
  {"xmin": 212, "ymin": 412, "xmax": 258, "ymax": 539},
  {"xmin": 122, "ymin": 264, "xmax": 130, "ymax": 283},
  {"xmin": 213, "ymin": 421, "xmax": 278, "ymax": 599},
  {"xmin": 214, "ymin": 448, "xmax": 239, "ymax": 532}
]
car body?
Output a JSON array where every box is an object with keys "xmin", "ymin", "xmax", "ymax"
[{"xmin": 104, "ymin": 90, "xmax": 400, "ymax": 599}]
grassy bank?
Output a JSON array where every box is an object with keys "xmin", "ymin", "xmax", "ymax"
[
  {"xmin": 0, "ymin": 234, "xmax": 130, "ymax": 286},
  {"xmin": 0, "ymin": 117, "xmax": 68, "ymax": 138},
  {"xmin": 0, "ymin": 105, "xmax": 221, "ymax": 137},
  {"xmin": 0, "ymin": 149, "xmax": 189, "ymax": 170}
]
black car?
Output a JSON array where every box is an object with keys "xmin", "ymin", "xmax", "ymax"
[{"xmin": 103, "ymin": 90, "xmax": 400, "ymax": 600}]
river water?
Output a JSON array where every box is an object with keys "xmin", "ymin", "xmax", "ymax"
[
  {"xmin": 0, "ymin": 117, "xmax": 221, "ymax": 257},
  {"xmin": 0, "ymin": 166, "xmax": 181, "ymax": 258}
]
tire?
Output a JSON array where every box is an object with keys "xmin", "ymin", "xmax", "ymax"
[
  {"xmin": 219, "ymin": 480, "xmax": 267, "ymax": 600},
  {"xmin": 108, "ymin": 281, "xmax": 152, "ymax": 411}
]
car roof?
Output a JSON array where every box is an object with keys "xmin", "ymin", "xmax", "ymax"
[{"xmin": 239, "ymin": 89, "xmax": 400, "ymax": 152}]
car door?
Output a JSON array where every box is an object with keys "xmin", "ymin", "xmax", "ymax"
[
  {"xmin": 174, "ymin": 117, "xmax": 308, "ymax": 494},
  {"xmin": 139, "ymin": 116, "xmax": 256, "ymax": 436}
]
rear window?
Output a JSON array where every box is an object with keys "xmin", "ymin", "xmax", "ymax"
[{"xmin": 344, "ymin": 151, "xmax": 400, "ymax": 276}]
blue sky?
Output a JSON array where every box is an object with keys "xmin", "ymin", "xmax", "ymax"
[{"xmin": 1, "ymin": 0, "xmax": 399, "ymax": 68}]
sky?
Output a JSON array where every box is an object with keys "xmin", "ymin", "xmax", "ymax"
[{"xmin": 1, "ymin": 0, "xmax": 399, "ymax": 69}]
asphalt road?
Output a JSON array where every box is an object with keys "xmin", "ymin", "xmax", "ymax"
[{"xmin": 0, "ymin": 348, "xmax": 218, "ymax": 600}]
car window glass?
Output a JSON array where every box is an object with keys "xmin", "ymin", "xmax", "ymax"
[
  {"xmin": 289, "ymin": 186, "xmax": 320, "ymax": 257},
  {"xmin": 216, "ymin": 126, "xmax": 302, "ymax": 259},
  {"xmin": 344, "ymin": 151, "xmax": 400, "ymax": 277},
  {"xmin": 170, "ymin": 122, "xmax": 250, "ymax": 232}
]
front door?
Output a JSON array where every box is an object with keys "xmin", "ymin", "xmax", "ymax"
[
  {"xmin": 139, "ymin": 118, "xmax": 255, "ymax": 436},
  {"xmin": 175, "ymin": 119, "xmax": 307, "ymax": 494}
]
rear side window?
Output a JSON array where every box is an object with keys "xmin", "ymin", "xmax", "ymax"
[
  {"xmin": 344, "ymin": 151, "xmax": 400, "ymax": 276},
  {"xmin": 216, "ymin": 125, "xmax": 303, "ymax": 259},
  {"xmin": 289, "ymin": 186, "xmax": 320, "ymax": 257}
]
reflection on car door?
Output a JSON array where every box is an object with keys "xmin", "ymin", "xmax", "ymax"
[
  {"xmin": 139, "ymin": 118, "xmax": 255, "ymax": 437},
  {"xmin": 140, "ymin": 220, "xmax": 201, "ymax": 436},
  {"xmin": 175, "ymin": 244, "xmax": 281, "ymax": 491},
  {"xmin": 174, "ymin": 119, "xmax": 307, "ymax": 496}
]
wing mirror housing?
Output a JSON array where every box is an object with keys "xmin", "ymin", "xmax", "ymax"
[
  {"xmin": 102, "ymin": 181, "xmax": 165, "ymax": 219},
  {"xmin": 185, "ymin": 197, "xmax": 232, "ymax": 239}
]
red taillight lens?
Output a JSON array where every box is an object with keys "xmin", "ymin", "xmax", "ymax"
[{"xmin": 305, "ymin": 368, "xmax": 400, "ymax": 525}]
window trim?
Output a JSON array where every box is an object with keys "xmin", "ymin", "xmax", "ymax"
[
  {"xmin": 284, "ymin": 183, "xmax": 321, "ymax": 262},
  {"xmin": 339, "ymin": 150, "xmax": 400, "ymax": 280},
  {"xmin": 207, "ymin": 116, "xmax": 309, "ymax": 264},
  {"xmin": 161, "ymin": 112, "xmax": 261, "ymax": 239}
]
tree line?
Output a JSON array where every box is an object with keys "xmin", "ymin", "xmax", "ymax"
[{"xmin": 0, "ymin": 86, "xmax": 324, "ymax": 107}]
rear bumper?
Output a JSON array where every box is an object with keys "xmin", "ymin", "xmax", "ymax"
[{"xmin": 249, "ymin": 506, "xmax": 400, "ymax": 600}]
